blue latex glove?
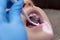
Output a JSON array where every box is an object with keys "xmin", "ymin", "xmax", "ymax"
[{"xmin": 0, "ymin": 0, "xmax": 27, "ymax": 40}]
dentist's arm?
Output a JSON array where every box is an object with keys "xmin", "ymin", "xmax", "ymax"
[{"xmin": 0, "ymin": 0, "xmax": 27, "ymax": 40}]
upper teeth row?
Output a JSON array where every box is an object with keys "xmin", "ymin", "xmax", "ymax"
[
  {"xmin": 29, "ymin": 13, "xmax": 39, "ymax": 20},
  {"xmin": 29, "ymin": 13, "xmax": 37, "ymax": 17}
]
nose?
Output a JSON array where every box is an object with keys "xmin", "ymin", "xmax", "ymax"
[{"xmin": 23, "ymin": 0, "xmax": 34, "ymax": 8}]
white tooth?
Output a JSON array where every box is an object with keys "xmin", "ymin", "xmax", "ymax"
[
  {"xmin": 32, "ymin": 13, "xmax": 37, "ymax": 16},
  {"xmin": 29, "ymin": 13, "xmax": 37, "ymax": 17},
  {"xmin": 29, "ymin": 13, "xmax": 33, "ymax": 17}
]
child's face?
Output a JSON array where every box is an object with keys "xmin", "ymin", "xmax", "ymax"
[{"xmin": 21, "ymin": 0, "xmax": 53, "ymax": 40}]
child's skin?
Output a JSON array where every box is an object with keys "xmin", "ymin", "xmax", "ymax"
[{"xmin": 21, "ymin": 0, "xmax": 53, "ymax": 40}]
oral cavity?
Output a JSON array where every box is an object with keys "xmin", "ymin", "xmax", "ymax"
[{"xmin": 26, "ymin": 13, "xmax": 41, "ymax": 26}]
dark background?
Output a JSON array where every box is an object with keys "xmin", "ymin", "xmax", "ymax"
[{"xmin": 32, "ymin": 0, "xmax": 60, "ymax": 9}]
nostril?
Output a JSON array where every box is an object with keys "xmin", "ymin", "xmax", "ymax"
[
  {"xmin": 23, "ymin": 2, "xmax": 33, "ymax": 8},
  {"xmin": 28, "ymin": 2, "xmax": 33, "ymax": 6},
  {"xmin": 23, "ymin": 3, "xmax": 26, "ymax": 7}
]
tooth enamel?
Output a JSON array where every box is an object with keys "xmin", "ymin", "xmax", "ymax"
[
  {"xmin": 32, "ymin": 13, "xmax": 37, "ymax": 16},
  {"xmin": 29, "ymin": 13, "xmax": 37, "ymax": 17},
  {"xmin": 29, "ymin": 14, "xmax": 33, "ymax": 17},
  {"xmin": 29, "ymin": 13, "xmax": 39, "ymax": 20}
]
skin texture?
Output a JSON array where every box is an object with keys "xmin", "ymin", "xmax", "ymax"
[{"xmin": 21, "ymin": 0, "xmax": 54, "ymax": 40}]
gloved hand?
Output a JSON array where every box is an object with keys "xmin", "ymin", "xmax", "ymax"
[{"xmin": 0, "ymin": 0, "xmax": 27, "ymax": 40}]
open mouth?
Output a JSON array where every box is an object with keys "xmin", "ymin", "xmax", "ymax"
[{"xmin": 25, "ymin": 8, "xmax": 44, "ymax": 27}]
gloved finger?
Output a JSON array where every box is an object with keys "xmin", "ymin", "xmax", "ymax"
[
  {"xmin": 9, "ymin": 0, "xmax": 24, "ymax": 23},
  {"xmin": 0, "ymin": 0, "xmax": 7, "ymax": 22}
]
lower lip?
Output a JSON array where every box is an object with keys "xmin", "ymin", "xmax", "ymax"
[{"xmin": 30, "ymin": 23, "xmax": 44, "ymax": 30}]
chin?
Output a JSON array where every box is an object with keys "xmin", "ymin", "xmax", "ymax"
[{"xmin": 21, "ymin": 0, "xmax": 54, "ymax": 40}]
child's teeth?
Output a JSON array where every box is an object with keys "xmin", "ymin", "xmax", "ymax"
[
  {"xmin": 29, "ymin": 13, "xmax": 39, "ymax": 20},
  {"xmin": 29, "ymin": 13, "xmax": 37, "ymax": 17}
]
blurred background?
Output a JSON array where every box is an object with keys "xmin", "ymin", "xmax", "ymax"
[
  {"xmin": 32, "ymin": 0, "xmax": 60, "ymax": 9},
  {"xmin": 32, "ymin": 0, "xmax": 60, "ymax": 40}
]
